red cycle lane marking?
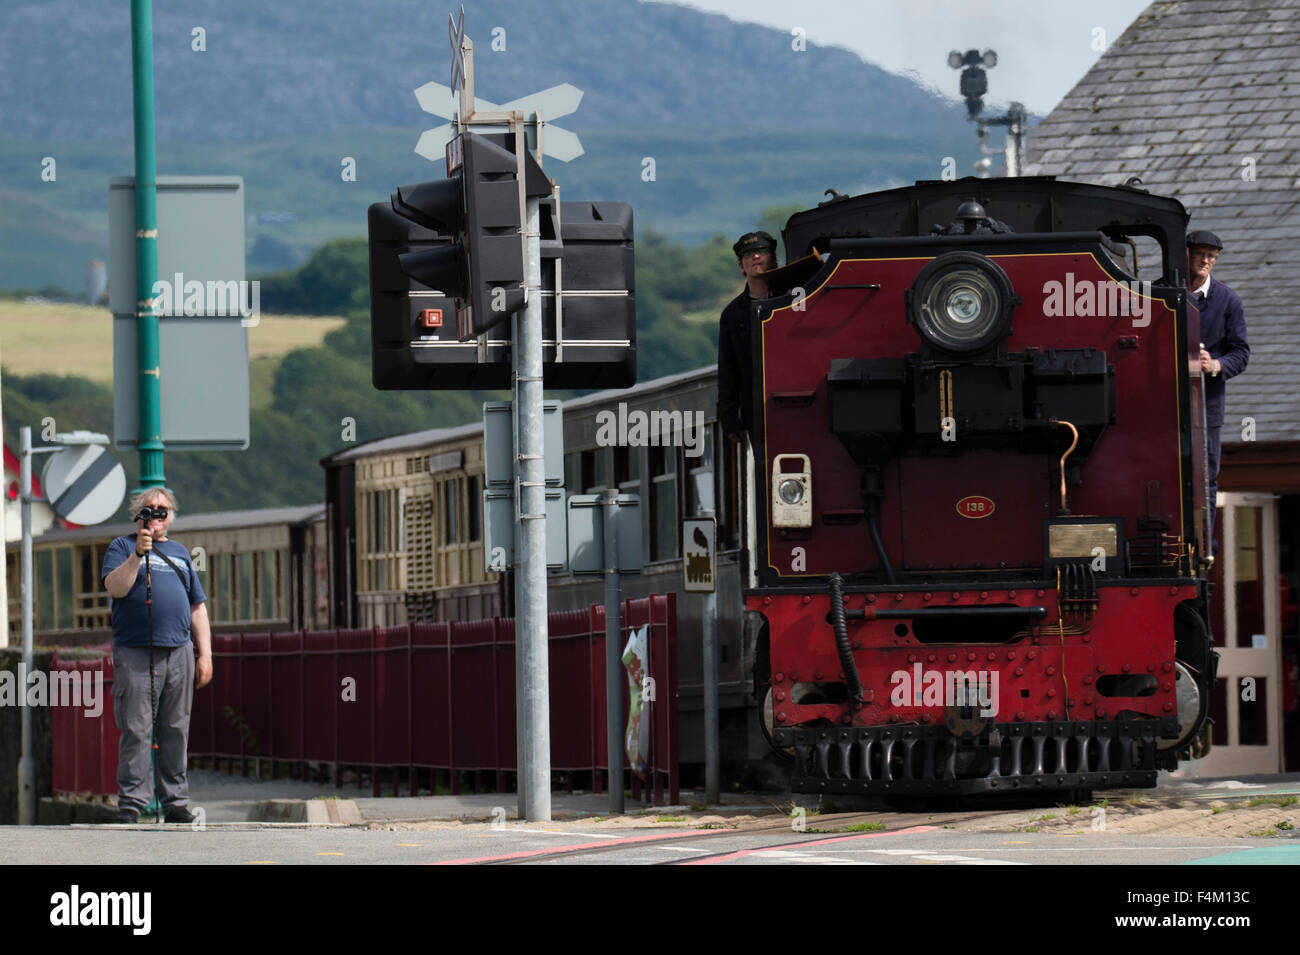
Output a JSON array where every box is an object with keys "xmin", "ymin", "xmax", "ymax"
[
  {"xmin": 679, "ymin": 825, "xmax": 939, "ymax": 865},
  {"xmin": 430, "ymin": 828, "xmax": 734, "ymax": 865}
]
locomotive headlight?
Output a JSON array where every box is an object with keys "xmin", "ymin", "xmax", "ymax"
[
  {"xmin": 911, "ymin": 251, "xmax": 1016, "ymax": 354},
  {"xmin": 772, "ymin": 454, "xmax": 813, "ymax": 529},
  {"xmin": 778, "ymin": 478, "xmax": 804, "ymax": 505}
]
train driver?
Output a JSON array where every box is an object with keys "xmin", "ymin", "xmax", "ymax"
[{"xmin": 718, "ymin": 230, "xmax": 778, "ymax": 441}]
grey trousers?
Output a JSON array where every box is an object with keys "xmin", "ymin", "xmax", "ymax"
[{"xmin": 112, "ymin": 644, "xmax": 194, "ymax": 812}]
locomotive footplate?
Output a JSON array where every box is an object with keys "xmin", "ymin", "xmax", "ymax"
[{"xmin": 773, "ymin": 719, "xmax": 1176, "ymax": 795}]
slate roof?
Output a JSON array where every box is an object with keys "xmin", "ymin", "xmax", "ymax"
[{"xmin": 1025, "ymin": 0, "xmax": 1300, "ymax": 443}]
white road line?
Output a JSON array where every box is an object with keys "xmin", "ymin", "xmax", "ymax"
[{"xmin": 752, "ymin": 850, "xmax": 876, "ymax": 864}]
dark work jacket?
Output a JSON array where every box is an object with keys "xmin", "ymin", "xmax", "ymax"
[
  {"xmin": 717, "ymin": 287, "xmax": 755, "ymax": 436},
  {"xmin": 1194, "ymin": 276, "xmax": 1249, "ymax": 427}
]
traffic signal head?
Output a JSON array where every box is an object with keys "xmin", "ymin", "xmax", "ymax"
[{"xmin": 390, "ymin": 132, "xmax": 550, "ymax": 339}]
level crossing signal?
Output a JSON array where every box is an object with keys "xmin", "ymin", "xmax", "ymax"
[
  {"xmin": 369, "ymin": 132, "xmax": 637, "ymax": 392},
  {"xmin": 391, "ymin": 131, "xmax": 551, "ymax": 339}
]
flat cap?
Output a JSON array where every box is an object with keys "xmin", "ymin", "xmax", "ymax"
[
  {"xmin": 1186, "ymin": 229, "xmax": 1223, "ymax": 250},
  {"xmin": 733, "ymin": 230, "xmax": 777, "ymax": 258}
]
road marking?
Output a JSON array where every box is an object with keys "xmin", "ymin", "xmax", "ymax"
[
  {"xmin": 681, "ymin": 825, "xmax": 938, "ymax": 866},
  {"xmin": 317, "ymin": 852, "xmax": 344, "ymax": 856},
  {"xmin": 1183, "ymin": 845, "xmax": 1300, "ymax": 865},
  {"xmin": 395, "ymin": 843, "xmax": 423, "ymax": 847},
  {"xmin": 911, "ymin": 854, "xmax": 986, "ymax": 862},
  {"xmin": 433, "ymin": 828, "xmax": 734, "ymax": 865},
  {"xmin": 752, "ymin": 850, "xmax": 870, "ymax": 864},
  {"xmin": 955, "ymin": 858, "xmax": 1029, "ymax": 865}
]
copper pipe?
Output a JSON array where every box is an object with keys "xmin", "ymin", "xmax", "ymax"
[{"xmin": 1050, "ymin": 418, "xmax": 1079, "ymax": 514}]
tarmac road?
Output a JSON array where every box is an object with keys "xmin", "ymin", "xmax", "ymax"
[{"xmin": 6, "ymin": 769, "xmax": 1298, "ymax": 866}]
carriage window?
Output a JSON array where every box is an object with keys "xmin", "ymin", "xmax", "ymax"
[
  {"xmin": 37, "ymin": 550, "xmax": 53, "ymax": 630},
  {"xmin": 444, "ymin": 479, "xmax": 460, "ymax": 545},
  {"xmin": 614, "ymin": 445, "xmax": 633, "ymax": 487},
  {"xmin": 238, "ymin": 552, "xmax": 254, "ymax": 620},
  {"xmin": 565, "ymin": 453, "xmax": 582, "ymax": 494},
  {"xmin": 720, "ymin": 433, "xmax": 744, "ymax": 549},
  {"xmin": 210, "ymin": 554, "xmax": 224, "ymax": 623},
  {"xmin": 76, "ymin": 545, "xmax": 110, "ymax": 629},
  {"xmin": 55, "ymin": 547, "xmax": 74, "ymax": 630},
  {"xmin": 650, "ymin": 445, "xmax": 679, "ymax": 561},
  {"xmin": 261, "ymin": 549, "xmax": 278, "ymax": 620},
  {"xmin": 582, "ymin": 448, "xmax": 611, "ymax": 493},
  {"xmin": 467, "ymin": 475, "xmax": 481, "ymax": 542},
  {"xmin": 688, "ymin": 425, "xmax": 715, "ymax": 516}
]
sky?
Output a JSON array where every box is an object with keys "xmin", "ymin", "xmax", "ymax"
[{"xmin": 661, "ymin": 0, "xmax": 1151, "ymax": 115}]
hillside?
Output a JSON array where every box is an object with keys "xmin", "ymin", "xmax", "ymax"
[{"xmin": 0, "ymin": 0, "xmax": 991, "ymax": 291}]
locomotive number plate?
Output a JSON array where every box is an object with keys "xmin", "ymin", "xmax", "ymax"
[{"xmin": 956, "ymin": 495, "xmax": 995, "ymax": 519}]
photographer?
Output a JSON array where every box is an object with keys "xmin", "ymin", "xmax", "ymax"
[{"xmin": 101, "ymin": 488, "xmax": 211, "ymax": 824}]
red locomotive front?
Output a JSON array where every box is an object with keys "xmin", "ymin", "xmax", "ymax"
[{"xmin": 749, "ymin": 178, "xmax": 1216, "ymax": 795}]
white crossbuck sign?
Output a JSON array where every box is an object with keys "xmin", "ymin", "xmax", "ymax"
[{"xmin": 413, "ymin": 81, "xmax": 585, "ymax": 162}]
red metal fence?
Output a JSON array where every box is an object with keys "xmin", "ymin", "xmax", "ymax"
[{"xmin": 51, "ymin": 594, "xmax": 678, "ymax": 805}]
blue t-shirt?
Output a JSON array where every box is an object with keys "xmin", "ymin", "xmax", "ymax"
[{"xmin": 101, "ymin": 535, "xmax": 207, "ymax": 649}]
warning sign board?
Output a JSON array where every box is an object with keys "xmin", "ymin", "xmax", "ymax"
[{"xmin": 682, "ymin": 518, "xmax": 715, "ymax": 593}]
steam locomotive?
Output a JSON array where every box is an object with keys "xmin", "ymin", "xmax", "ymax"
[{"xmin": 750, "ymin": 177, "xmax": 1217, "ymax": 795}]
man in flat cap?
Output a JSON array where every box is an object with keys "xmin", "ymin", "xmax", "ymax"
[
  {"xmin": 718, "ymin": 231, "xmax": 778, "ymax": 440},
  {"xmin": 1188, "ymin": 229, "xmax": 1249, "ymax": 538}
]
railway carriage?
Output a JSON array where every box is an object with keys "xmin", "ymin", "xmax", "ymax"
[{"xmin": 9, "ymin": 504, "xmax": 328, "ymax": 645}]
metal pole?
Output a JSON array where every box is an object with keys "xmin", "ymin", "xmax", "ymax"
[
  {"xmin": 512, "ymin": 315, "xmax": 526, "ymax": 820},
  {"xmin": 602, "ymin": 488, "xmax": 624, "ymax": 814},
  {"xmin": 1200, "ymin": 346, "xmax": 1213, "ymax": 552},
  {"xmin": 0, "ymin": 357, "xmax": 9, "ymax": 650},
  {"xmin": 516, "ymin": 194, "xmax": 551, "ymax": 821},
  {"xmin": 131, "ymin": 0, "xmax": 165, "ymax": 489},
  {"xmin": 17, "ymin": 427, "xmax": 35, "ymax": 825},
  {"xmin": 701, "ymin": 511, "xmax": 720, "ymax": 804}
]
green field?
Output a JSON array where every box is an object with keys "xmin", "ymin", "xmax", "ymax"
[{"xmin": 0, "ymin": 301, "xmax": 344, "ymax": 409}]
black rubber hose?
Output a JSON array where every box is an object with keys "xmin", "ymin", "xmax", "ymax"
[
  {"xmin": 828, "ymin": 572, "xmax": 865, "ymax": 702},
  {"xmin": 867, "ymin": 510, "xmax": 897, "ymax": 584},
  {"xmin": 861, "ymin": 467, "xmax": 897, "ymax": 584}
]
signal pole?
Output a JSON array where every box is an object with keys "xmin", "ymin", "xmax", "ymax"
[
  {"xmin": 448, "ymin": 19, "xmax": 552, "ymax": 820},
  {"xmin": 516, "ymin": 145, "xmax": 551, "ymax": 822}
]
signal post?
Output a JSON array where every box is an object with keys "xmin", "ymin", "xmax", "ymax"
[{"xmin": 371, "ymin": 20, "xmax": 635, "ymax": 821}]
